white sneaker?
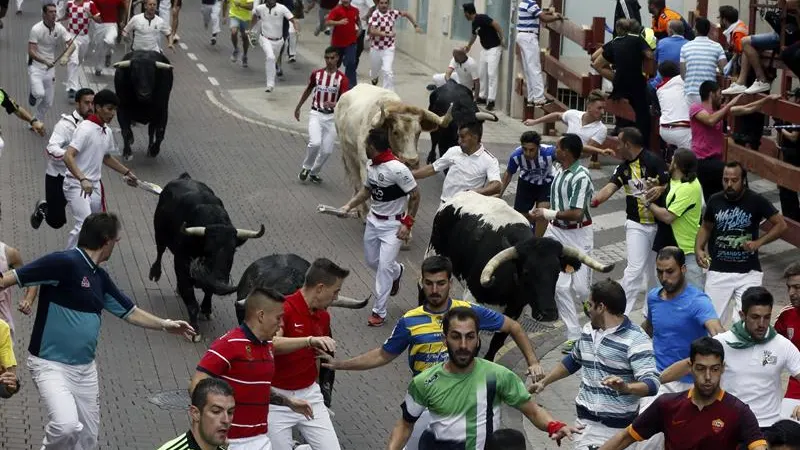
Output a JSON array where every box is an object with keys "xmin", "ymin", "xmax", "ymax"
[
  {"xmin": 744, "ymin": 80, "xmax": 771, "ymax": 94},
  {"xmin": 721, "ymin": 82, "xmax": 747, "ymax": 95}
]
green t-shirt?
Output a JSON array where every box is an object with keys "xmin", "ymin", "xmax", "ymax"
[
  {"xmin": 402, "ymin": 358, "xmax": 531, "ymax": 450},
  {"xmin": 666, "ymin": 178, "xmax": 702, "ymax": 255}
]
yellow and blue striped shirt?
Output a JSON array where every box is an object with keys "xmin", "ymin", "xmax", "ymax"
[{"xmin": 382, "ymin": 299, "xmax": 505, "ymax": 375}]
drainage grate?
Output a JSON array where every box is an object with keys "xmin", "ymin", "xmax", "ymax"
[{"xmin": 148, "ymin": 390, "xmax": 191, "ymax": 410}]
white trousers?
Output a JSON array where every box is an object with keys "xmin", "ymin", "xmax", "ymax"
[
  {"xmin": 545, "ymin": 224, "xmax": 593, "ymax": 341},
  {"xmin": 90, "ymin": 23, "xmax": 118, "ymax": 71},
  {"xmin": 159, "ymin": 0, "xmax": 171, "ymax": 25},
  {"xmin": 67, "ymin": 34, "xmax": 91, "ymax": 91},
  {"xmin": 364, "ymin": 213, "xmax": 403, "ymax": 318},
  {"xmin": 684, "ymin": 256, "xmax": 705, "ymax": 290},
  {"xmin": 705, "ymin": 270, "xmax": 763, "ymax": 327},
  {"xmin": 64, "ymin": 177, "xmax": 103, "ymax": 250},
  {"xmin": 572, "ymin": 418, "xmax": 621, "ymax": 450},
  {"xmin": 267, "ymin": 383, "xmax": 341, "ymax": 450},
  {"xmin": 517, "ymin": 32, "xmax": 544, "ymax": 102},
  {"xmin": 478, "ymin": 46, "xmax": 502, "ymax": 101},
  {"xmin": 370, "ymin": 47, "xmax": 395, "ymax": 91},
  {"xmin": 259, "ymin": 36, "xmax": 284, "ymax": 88},
  {"xmin": 16, "ymin": 0, "xmax": 24, "ymax": 11},
  {"xmin": 228, "ymin": 434, "xmax": 272, "ymax": 450},
  {"xmin": 28, "ymin": 64, "xmax": 55, "ymax": 120},
  {"xmin": 302, "ymin": 110, "xmax": 336, "ymax": 175},
  {"xmin": 287, "ymin": 21, "xmax": 297, "ymax": 57},
  {"xmin": 28, "ymin": 355, "xmax": 100, "ymax": 450},
  {"xmin": 659, "ymin": 126, "xmax": 692, "ymax": 149},
  {"xmin": 404, "ymin": 409, "xmax": 431, "ymax": 450},
  {"xmin": 781, "ymin": 398, "xmax": 800, "ymax": 421},
  {"xmin": 622, "ymin": 220, "xmax": 657, "ymax": 315},
  {"xmin": 637, "ymin": 380, "xmax": 693, "ymax": 450},
  {"xmin": 201, "ymin": 1, "xmax": 222, "ymax": 35}
]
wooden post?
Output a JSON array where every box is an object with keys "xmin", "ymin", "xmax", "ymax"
[{"xmin": 543, "ymin": 0, "xmax": 564, "ymax": 137}]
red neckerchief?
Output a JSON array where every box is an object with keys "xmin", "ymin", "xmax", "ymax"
[
  {"xmin": 656, "ymin": 76, "xmax": 673, "ymax": 90},
  {"xmin": 371, "ymin": 150, "xmax": 397, "ymax": 165},
  {"xmin": 87, "ymin": 114, "xmax": 107, "ymax": 134}
]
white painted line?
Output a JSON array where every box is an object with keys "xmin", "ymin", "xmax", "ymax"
[
  {"xmin": 208, "ymin": 77, "xmax": 219, "ymax": 86},
  {"xmin": 187, "ymin": 53, "xmax": 197, "ymax": 61},
  {"xmin": 204, "ymin": 90, "xmax": 303, "ymax": 137},
  {"xmin": 179, "ymin": 42, "xmax": 188, "ymax": 50},
  {"xmin": 197, "ymin": 63, "xmax": 208, "ymax": 73}
]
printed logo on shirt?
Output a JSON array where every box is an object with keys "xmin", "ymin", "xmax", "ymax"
[
  {"xmin": 294, "ymin": 322, "xmax": 304, "ymax": 328},
  {"xmin": 81, "ymin": 276, "xmax": 91, "ymax": 288},
  {"xmin": 424, "ymin": 373, "xmax": 439, "ymax": 386},
  {"xmin": 711, "ymin": 418, "xmax": 725, "ymax": 434},
  {"xmin": 762, "ymin": 350, "xmax": 778, "ymax": 366},
  {"xmin": 245, "ymin": 344, "xmax": 254, "ymax": 361}
]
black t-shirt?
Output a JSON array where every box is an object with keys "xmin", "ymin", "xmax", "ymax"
[
  {"xmin": 704, "ymin": 189, "xmax": 779, "ymax": 273},
  {"xmin": 602, "ymin": 34, "xmax": 649, "ymax": 96},
  {"xmin": 610, "ymin": 149, "xmax": 669, "ymax": 224},
  {"xmin": 472, "ymin": 14, "xmax": 501, "ymax": 49}
]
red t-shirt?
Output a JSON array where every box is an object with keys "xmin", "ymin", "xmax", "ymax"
[
  {"xmin": 272, "ymin": 290, "xmax": 331, "ymax": 390},
  {"xmin": 776, "ymin": 306, "xmax": 800, "ymax": 399},
  {"xmin": 197, "ymin": 325, "xmax": 275, "ymax": 439},
  {"xmin": 327, "ymin": 4, "xmax": 360, "ymax": 48},
  {"xmin": 94, "ymin": 0, "xmax": 124, "ymax": 23}
]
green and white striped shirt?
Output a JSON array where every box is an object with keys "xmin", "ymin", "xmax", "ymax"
[{"xmin": 549, "ymin": 161, "xmax": 595, "ymax": 227}]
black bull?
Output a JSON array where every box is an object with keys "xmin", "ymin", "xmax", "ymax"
[
  {"xmin": 426, "ymin": 79, "xmax": 498, "ymax": 164},
  {"xmin": 149, "ymin": 173, "xmax": 265, "ymax": 341},
  {"xmin": 423, "ymin": 193, "xmax": 614, "ymax": 361},
  {"xmin": 233, "ymin": 254, "xmax": 369, "ymax": 407},
  {"xmin": 113, "ymin": 50, "xmax": 174, "ymax": 159}
]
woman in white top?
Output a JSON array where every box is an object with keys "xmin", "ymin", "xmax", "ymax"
[{"xmin": 523, "ymin": 89, "xmax": 614, "ymax": 168}]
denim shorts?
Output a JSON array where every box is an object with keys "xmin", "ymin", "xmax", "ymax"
[
  {"xmin": 750, "ymin": 32, "xmax": 781, "ymax": 50},
  {"xmin": 229, "ymin": 17, "xmax": 249, "ymax": 32}
]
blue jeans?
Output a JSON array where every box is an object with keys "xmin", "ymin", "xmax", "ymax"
[{"xmin": 337, "ymin": 44, "xmax": 357, "ymax": 87}]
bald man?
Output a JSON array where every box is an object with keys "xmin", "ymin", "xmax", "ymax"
[{"xmin": 429, "ymin": 48, "xmax": 480, "ymax": 98}]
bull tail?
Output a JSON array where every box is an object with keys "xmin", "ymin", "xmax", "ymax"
[{"xmin": 178, "ymin": 172, "xmax": 191, "ymax": 180}]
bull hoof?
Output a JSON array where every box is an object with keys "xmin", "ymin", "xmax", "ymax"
[
  {"xmin": 148, "ymin": 265, "xmax": 161, "ymax": 282},
  {"xmin": 147, "ymin": 146, "xmax": 161, "ymax": 157},
  {"xmin": 191, "ymin": 333, "xmax": 202, "ymax": 343}
]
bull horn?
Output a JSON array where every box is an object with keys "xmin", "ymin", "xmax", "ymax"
[
  {"xmin": 154, "ymin": 61, "xmax": 173, "ymax": 70},
  {"xmin": 330, "ymin": 294, "xmax": 371, "ymax": 309},
  {"xmin": 561, "ymin": 246, "xmax": 615, "ymax": 273},
  {"xmin": 370, "ymin": 104, "xmax": 388, "ymax": 128},
  {"xmin": 236, "ymin": 224, "xmax": 266, "ymax": 239},
  {"xmin": 480, "ymin": 247, "xmax": 519, "ymax": 286},
  {"xmin": 180, "ymin": 222, "xmax": 206, "ymax": 236},
  {"xmin": 475, "ymin": 112, "xmax": 499, "ymax": 122},
  {"xmin": 112, "ymin": 60, "xmax": 131, "ymax": 69},
  {"xmin": 419, "ymin": 103, "xmax": 453, "ymax": 129}
]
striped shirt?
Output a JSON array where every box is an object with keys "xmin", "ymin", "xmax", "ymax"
[
  {"xmin": 157, "ymin": 431, "xmax": 223, "ymax": 450},
  {"xmin": 308, "ymin": 68, "xmax": 349, "ymax": 114},
  {"xmin": 506, "ymin": 145, "xmax": 554, "ymax": 185},
  {"xmin": 679, "ymin": 36, "xmax": 726, "ymax": 96},
  {"xmin": 517, "ymin": 0, "xmax": 541, "ymax": 33},
  {"xmin": 562, "ymin": 317, "xmax": 660, "ymax": 428},
  {"xmin": 549, "ymin": 160, "xmax": 594, "ymax": 227}
]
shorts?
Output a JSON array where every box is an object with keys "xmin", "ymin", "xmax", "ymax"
[
  {"xmin": 230, "ymin": 17, "xmax": 249, "ymax": 32},
  {"xmin": 749, "ymin": 32, "xmax": 781, "ymax": 50},
  {"xmin": 514, "ymin": 179, "xmax": 551, "ymax": 213}
]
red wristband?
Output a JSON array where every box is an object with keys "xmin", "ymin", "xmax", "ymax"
[
  {"xmin": 400, "ymin": 215, "xmax": 414, "ymax": 228},
  {"xmin": 547, "ymin": 421, "xmax": 566, "ymax": 436},
  {"xmin": 590, "ymin": 199, "xmax": 600, "ymax": 208}
]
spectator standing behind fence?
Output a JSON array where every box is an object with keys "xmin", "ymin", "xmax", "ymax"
[
  {"xmin": 779, "ymin": 129, "xmax": 800, "ymax": 222},
  {"xmin": 647, "ymin": 0, "xmax": 683, "ymax": 40},
  {"xmin": 515, "ymin": 0, "xmax": 561, "ymax": 107},
  {"xmin": 717, "ymin": 6, "xmax": 749, "ymax": 79},
  {"xmin": 680, "ymin": 17, "xmax": 726, "ymax": 106},
  {"xmin": 722, "ymin": 11, "xmax": 786, "ymax": 95},
  {"xmin": 614, "ymin": 0, "xmax": 641, "ymax": 34},
  {"xmin": 462, "ymin": 2, "xmax": 504, "ymax": 112}
]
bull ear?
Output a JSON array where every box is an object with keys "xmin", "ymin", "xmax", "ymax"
[{"xmin": 370, "ymin": 105, "xmax": 388, "ymax": 128}]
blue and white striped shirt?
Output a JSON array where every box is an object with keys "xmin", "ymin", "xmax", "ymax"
[
  {"xmin": 562, "ymin": 318, "xmax": 660, "ymax": 428},
  {"xmin": 517, "ymin": 0, "xmax": 541, "ymax": 33},
  {"xmin": 679, "ymin": 36, "xmax": 726, "ymax": 96},
  {"xmin": 506, "ymin": 145, "xmax": 554, "ymax": 185}
]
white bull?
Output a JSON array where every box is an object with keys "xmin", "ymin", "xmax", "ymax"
[{"xmin": 334, "ymin": 84, "xmax": 452, "ymax": 218}]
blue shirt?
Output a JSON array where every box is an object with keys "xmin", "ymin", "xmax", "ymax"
[
  {"xmin": 506, "ymin": 145, "xmax": 555, "ymax": 185},
  {"xmin": 655, "ymin": 35, "xmax": 687, "ymax": 67},
  {"xmin": 646, "ymin": 284, "xmax": 718, "ymax": 384},
  {"xmin": 517, "ymin": 0, "xmax": 541, "ymax": 34},
  {"xmin": 14, "ymin": 249, "xmax": 136, "ymax": 365},
  {"xmin": 680, "ymin": 36, "xmax": 726, "ymax": 96}
]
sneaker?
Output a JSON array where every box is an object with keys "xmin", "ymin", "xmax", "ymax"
[
  {"xmin": 390, "ymin": 264, "xmax": 404, "ymax": 296},
  {"xmin": 241, "ymin": 56, "xmax": 248, "ymax": 68},
  {"xmin": 324, "ymin": 29, "xmax": 331, "ymax": 36},
  {"xmin": 309, "ymin": 174, "xmax": 322, "ymax": 184},
  {"xmin": 371, "ymin": 78, "xmax": 378, "ymax": 86},
  {"xmin": 313, "ymin": 28, "xmax": 321, "ymax": 36},
  {"xmin": 533, "ymin": 98, "xmax": 553, "ymax": 107},
  {"xmin": 367, "ymin": 312, "xmax": 386, "ymax": 327},
  {"xmin": 277, "ymin": 65, "xmax": 283, "ymax": 77},
  {"xmin": 104, "ymin": 53, "xmax": 112, "ymax": 67},
  {"xmin": 210, "ymin": 33, "xmax": 217, "ymax": 46},
  {"xmin": 265, "ymin": 86, "xmax": 274, "ymax": 93},
  {"xmin": 288, "ymin": 56, "xmax": 296, "ymax": 63},
  {"xmin": 230, "ymin": 49, "xmax": 239, "ymax": 62},
  {"xmin": 486, "ymin": 101, "xmax": 495, "ymax": 111},
  {"xmin": 744, "ymin": 80, "xmax": 772, "ymax": 94},
  {"xmin": 28, "ymin": 93, "xmax": 36, "ymax": 107},
  {"xmin": 721, "ymin": 82, "xmax": 747, "ymax": 95},
  {"xmin": 30, "ymin": 200, "xmax": 47, "ymax": 229},
  {"xmin": 426, "ymin": 83, "xmax": 436, "ymax": 92},
  {"xmin": 94, "ymin": 68, "xmax": 102, "ymax": 76},
  {"xmin": 298, "ymin": 168, "xmax": 310, "ymax": 181},
  {"xmin": 560, "ymin": 340, "xmax": 576, "ymax": 354},
  {"xmin": 476, "ymin": 97, "xmax": 487, "ymax": 105}
]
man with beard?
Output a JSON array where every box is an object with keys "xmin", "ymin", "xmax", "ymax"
[
  {"xmin": 158, "ymin": 377, "xmax": 235, "ymax": 450},
  {"xmin": 321, "ymin": 255, "xmax": 542, "ymax": 450},
  {"xmin": 660, "ymin": 287, "xmax": 800, "ymax": 432},
  {"xmin": 387, "ymin": 307, "xmax": 580, "ymax": 450},
  {"xmin": 695, "ymin": 162, "xmax": 787, "ymax": 326},
  {"xmin": 774, "ymin": 261, "xmax": 800, "ymax": 421},
  {"xmin": 599, "ymin": 337, "xmax": 766, "ymax": 450},
  {"xmin": 529, "ymin": 280, "xmax": 660, "ymax": 450}
]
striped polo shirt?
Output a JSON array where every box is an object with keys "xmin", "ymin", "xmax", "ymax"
[
  {"xmin": 549, "ymin": 160, "xmax": 594, "ymax": 227},
  {"xmin": 196, "ymin": 324, "xmax": 275, "ymax": 439},
  {"xmin": 382, "ymin": 299, "xmax": 505, "ymax": 376},
  {"xmin": 506, "ymin": 145, "xmax": 555, "ymax": 186},
  {"xmin": 562, "ymin": 317, "xmax": 660, "ymax": 428},
  {"xmin": 157, "ymin": 431, "xmax": 224, "ymax": 450},
  {"xmin": 679, "ymin": 36, "xmax": 726, "ymax": 96},
  {"xmin": 517, "ymin": 0, "xmax": 541, "ymax": 34}
]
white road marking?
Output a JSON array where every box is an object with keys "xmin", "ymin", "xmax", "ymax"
[
  {"xmin": 208, "ymin": 77, "xmax": 219, "ymax": 86},
  {"xmin": 197, "ymin": 63, "xmax": 208, "ymax": 73},
  {"xmin": 187, "ymin": 53, "xmax": 197, "ymax": 61},
  {"xmin": 179, "ymin": 42, "xmax": 188, "ymax": 50},
  {"xmin": 204, "ymin": 90, "xmax": 304, "ymax": 137}
]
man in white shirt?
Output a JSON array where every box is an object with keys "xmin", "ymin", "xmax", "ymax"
[
  {"xmin": 122, "ymin": 0, "xmax": 172, "ymax": 52},
  {"xmin": 28, "ymin": 3, "xmax": 76, "ymax": 122},
  {"xmin": 661, "ymin": 286, "xmax": 800, "ymax": 429},
  {"xmin": 63, "ymin": 89, "xmax": 139, "ymax": 249},
  {"xmin": 340, "ymin": 128, "xmax": 420, "ymax": 327},
  {"xmin": 656, "ymin": 60, "xmax": 692, "ymax": 149},
  {"xmin": 249, "ymin": 0, "xmax": 298, "ymax": 93},
  {"xmin": 430, "ymin": 48, "xmax": 480, "ymax": 95},
  {"xmin": 31, "ymin": 88, "xmax": 95, "ymax": 232},
  {"xmin": 412, "ymin": 121, "xmax": 501, "ymax": 203}
]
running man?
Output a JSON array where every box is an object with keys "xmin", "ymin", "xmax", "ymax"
[
  {"xmin": 158, "ymin": 378, "xmax": 234, "ymax": 450},
  {"xmin": 249, "ymin": 0, "xmax": 298, "ymax": 93},
  {"xmin": 122, "ymin": 0, "xmax": 172, "ymax": 52},
  {"xmin": 226, "ymin": 0, "xmax": 254, "ymax": 67},
  {"xmin": 200, "ymin": 0, "xmax": 222, "ymax": 45},
  {"xmin": 367, "ymin": 0, "xmax": 421, "ymax": 90},
  {"xmin": 62, "ymin": 0, "xmax": 101, "ymax": 100},
  {"xmin": 28, "ymin": 3, "xmax": 76, "ymax": 122},
  {"xmin": 90, "ymin": 0, "xmax": 126, "ymax": 75},
  {"xmin": 295, "ymin": 46, "xmax": 349, "ymax": 184}
]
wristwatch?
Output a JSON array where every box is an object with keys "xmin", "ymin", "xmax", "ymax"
[{"xmin": 29, "ymin": 118, "xmax": 37, "ymax": 125}]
